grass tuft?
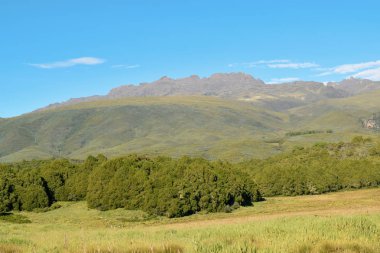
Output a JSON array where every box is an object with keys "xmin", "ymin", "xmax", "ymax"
[
  {"xmin": 83, "ymin": 244, "xmax": 184, "ymax": 253},
  {"xmin": 0, "ymin": 244, "xmax": 21, "ymax": 253},
  {"xmin": 294, "ymin": 242, "xmax": 375, "ymax": 253},
  {"xmin": 0, "ymin": 213, "xmax": 31, "ymax": 224}
]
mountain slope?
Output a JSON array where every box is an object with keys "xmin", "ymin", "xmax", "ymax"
[
  {"xmin": 329, "ymin": 78, "xmax": 380, "ymax": 95},
  {"xmin": 2, "ymin": 73, "xmax": 380, "ymax": 162},
  {"xmin": 288, "ymin": 89, "xmax": 380, "ymax": 131},
  {"xmin": 2, "ymin": 91, "xmax": 378, "ymax": 163},
  {"xmin": 0, "ymin": 97, "xmax": 289, "ymax": 162}
]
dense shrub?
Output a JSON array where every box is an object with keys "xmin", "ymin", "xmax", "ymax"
[
  {"xmin": 0, "ymin": 155, "xmax": 261, "ymax": 217},
  {"xmin": 0, "ymin": 156, "xmax": 103, "ymax": 212},
  {"xmin": 285, "ymin": 130, "xmax": 333, "ymax": 137},
  {"xmin": 87, "ymin": 156, "xmax": 261, "ymax": 217},
  {"xmin": 0, "ymin": 167, "xmax": 16, "ymax": 213},
  {"xmin": 241, "ymin": 137, "xmax": 380, "ymax": 196}
]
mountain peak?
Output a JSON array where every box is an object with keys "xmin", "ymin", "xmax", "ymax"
[
  {"xmin": 340, "ymin": 77, "xmax": 370, "ymax": 83},
  {"xmin": 157, "ymin": 76, "xmax": 173, "ymax": 82},
  {"xmin": 187, "ymin": 75, "xmax": 201, "ymax": 80},
  {"xmin": 209, "ymin": 72, "xmax": 255, "ymax": 81},
  {"xmin": 330, "ymin": 77, "xmax": 380, "ymax": 95}
]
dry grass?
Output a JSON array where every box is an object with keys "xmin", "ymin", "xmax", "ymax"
[
  {"xmin": 0, "ymin": 188, "xmax": 380, "ymax": 252},
  {"xmin": 81, "ymin": 244, "xmax": 183, "ymax": 253},
  {"xmin": 0, "ymin": 244, "xmax": 21, "ymax": 253}
]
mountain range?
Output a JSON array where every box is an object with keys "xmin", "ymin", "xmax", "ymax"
[
  {"xmin": 39, "ymin": 73, "xmax": 380, "ymax": 112},
  {"xmin": 1, "ymin": 72, "xmax": 379, "ymax": 162}
]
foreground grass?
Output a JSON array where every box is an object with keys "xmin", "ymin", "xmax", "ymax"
[{"xmin": 1, "ymin": 188, "xmax": 380, "ymax": 252}]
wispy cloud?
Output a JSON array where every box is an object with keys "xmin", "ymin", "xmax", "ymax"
[
  {"xmin": 29, "ymin": 57, "xmax": 105, "ymax": 69},
  {"xmin": 319, "ymin": 60, "xmax": 380, "ymax": 76},
  {"xmin": 252, "ymin": 59, "xmax": 290, "ymax": 65},
  {"xmin": 268, "ymin": 62, "xmax": 319, "ymax": 69},
  {"xmin": 228, "ymin": 60, "xmax": 318, "ymax": 69},
  {"xmin": 267, "ymin": 77, "xmax": 300, "ymax": 84},
  {"xmin": 352, "ymin": 67, "xmax": 380, "ymax": 81},
  {"xmin": 111, "ymin": 64, "xmax": 140, "ymax": 69},
  {"xmin": 228, "ymin": 59, "xmax": 289, "ymax": 68}
]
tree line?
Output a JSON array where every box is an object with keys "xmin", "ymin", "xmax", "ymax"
[
  {"xmin": 1, "ymin": 137, "xmax": 380, "ymax": 217},
  {"xmin": 0, "ymin": 155, "xmax": 261, "ymax": 217},
  {"xmin": 239, "ymin": 137, "xmax": 380, "ymax": 196}
]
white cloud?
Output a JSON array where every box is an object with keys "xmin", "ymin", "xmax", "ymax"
[
  {"xmin": 319, "ymin": 60, "xmax": 380, "ymax": 76},
  {"xmin": 111, "ymin": 64, "xmax": 140, "ymax": 69},
  {"xmin": 253, "ymin": 59, "xmax": 290, "ymax": 64},
  {"xmin": 228, "ymin": 59, "xmax": 289, "ymax": 68},
  {"xmin": 267, "ymin": 77, "xmax": 300, "ymax": 84},
  {"xmin": 30, "ymin": 57, "xmax": 105, "ymax": 69},
  {"xmin": 352, "ymin": 67, "xmax": 380, "ymax": 81},
  {"xmin": 229, "ymin": 60, "xmax": 318, "ymax": 69},
  {"xmin": 268, "ymin": 62, "xmax": 319, "ymax": 69},
  {"xmin": 317, "ymin": 71, "xmax": 335, "ymax": 77},
  {"xmin": 334, "ymin": 60, "xmax": 380, "ymax": 74}
]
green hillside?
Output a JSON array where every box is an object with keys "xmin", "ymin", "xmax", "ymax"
[
  {"xmin": 0, "ymin": 97, "xmax": 289, "ymax": 162},
  {"xmin": 1, "ymin": 92, "xmax": 379, "ymax": 162},
  {"xmin": 289, "ymin": 90, "xmax": 380, "ymax": 131}
]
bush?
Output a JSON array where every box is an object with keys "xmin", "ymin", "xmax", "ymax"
[
  {"xmin": 86, "ymin": 156, "xmax": 262, "ymax": 217},
  {"xmin": 0, "ymin": 213, "xmax": 31, "ymax": 224},
  {"xmin": 18, "ymin": 185, "xmax": 50, "ymax": 211},
  {"xmin": 224, "ymin": 205, "xmax": 233, "ymax": 213}
]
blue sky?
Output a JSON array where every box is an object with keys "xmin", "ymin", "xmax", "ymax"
[{"xmin": 1, "ymin": 0, "xmax": 380, "ymax": 117}]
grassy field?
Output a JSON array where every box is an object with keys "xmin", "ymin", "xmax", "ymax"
[{"xmin": 1, "ymin": 188, "xmax": 380, "ymax": 253}]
